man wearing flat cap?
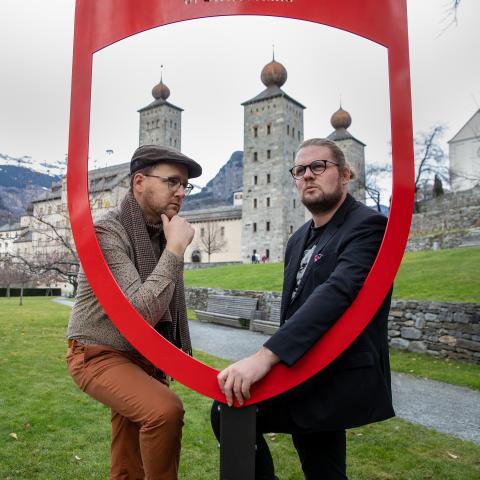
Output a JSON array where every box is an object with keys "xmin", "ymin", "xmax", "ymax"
[{"xmin": 67, "ymin": 145, "xmax": 202, "ymax": 480}]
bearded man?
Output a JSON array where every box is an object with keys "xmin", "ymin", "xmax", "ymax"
[
  {"xmin": 211, "ymin": 138, "xmax": 394, "ymax": 480},
  {"xmin": 67, "ymin": 145, "xmax": 201, "ymax": 480}
]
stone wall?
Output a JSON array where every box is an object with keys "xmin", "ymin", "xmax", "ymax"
[
  {"xmin": 388, "ymin": 300, "xmax": 479, "ymax": 363},
  {"xmin": 186, "ymin": 287, "xmax": 480, "ymax": 364},
  {"xmin": 407, "ymin": 185, "xmax": 480, "ymax": 251}
]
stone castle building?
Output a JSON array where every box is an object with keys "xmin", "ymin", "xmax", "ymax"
[
  {"xmin": 138, "ymin": 74, "xmax": 182, "ymax": 150},
  {"xmin": 6, "ymin": 55, "xmax": 369, "ymax": 285},
  {"xmin": 240, "ymin": 56, "xmax": 306, "ymax": 262}
]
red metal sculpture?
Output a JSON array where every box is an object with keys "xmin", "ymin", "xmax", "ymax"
[{"xmin": 68, "ymin": 0, "xmax": 414, "ymax": 405}]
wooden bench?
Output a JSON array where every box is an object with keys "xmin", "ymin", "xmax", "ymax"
[
  {"xmin": 195, "ymin": 294, "xmax": 258, "ymax": 329},
  {"xmin": 251, "ymin": 299, "xmax": 281, "ymax": 334}
]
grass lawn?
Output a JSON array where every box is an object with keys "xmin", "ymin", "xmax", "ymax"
[
  {"xmin": 184, "ymin": 246, "xmax": 480, "ymax": 302},
  {"xmin": 1, "ymin": 298, "xmax": 479, "ymax": 479}
]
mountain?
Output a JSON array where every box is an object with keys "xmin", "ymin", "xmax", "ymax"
[
  {"xmin": 182, "ymin": 150, "xmax": 243, "ymax": 211},
  {"xmin": 0, "ymin": 158, "xmax": 62, "ymax": 225},
  {"xmin": 0, "ymin": 152, "xmax": 66, "ymax": 177}
]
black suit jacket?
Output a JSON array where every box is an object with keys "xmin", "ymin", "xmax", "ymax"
[{"xmin": 264, "ymin": 194, "xmax": 394, "ymax": 431}]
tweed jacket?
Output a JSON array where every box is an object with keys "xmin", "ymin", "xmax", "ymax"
[{"xmin": 67, "ymin": 208, "xmax": 185, "ymax": 351}]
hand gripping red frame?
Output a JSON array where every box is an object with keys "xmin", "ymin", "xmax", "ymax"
[{"xmin": 68, "ymin": 0, "xmax": 414, "ymax": 405}]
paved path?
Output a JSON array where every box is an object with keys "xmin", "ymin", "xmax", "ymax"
[
  {"xmin": 189, "ymin": 321, "xmax": 480, "ymax": 445},
  {"xmin": 55, "ymin": 299, "xmax": 480, "ymax": 445}
]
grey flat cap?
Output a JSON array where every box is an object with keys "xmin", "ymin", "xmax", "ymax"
[{"xmin": 130, "ymin": 144, "xmax": 202, "ymax": 178}]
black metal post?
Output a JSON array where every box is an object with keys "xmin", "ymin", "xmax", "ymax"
[{"xmin": 219, "ymin": 403, "xmax": 257, "ymax": 480}]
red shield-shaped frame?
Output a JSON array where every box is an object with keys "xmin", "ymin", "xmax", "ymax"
[{"xmin": 68, "ymin": 0, "xmax": 414, "ymax": 405}]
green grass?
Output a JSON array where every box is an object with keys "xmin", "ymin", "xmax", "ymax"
[
  {"xmin": 389, "ymin": 349, "xmax": 480, "ymax": 391},
  {"xmin": 1, "ymin": 298, "xmax": 479, "ymax": 479},
  {"xmin": 393, "ymin": 247, "xmax": 480, "ymax": 302},
  {"xmin": 185, "ymin": 247, "xmax": 480, "ymax": 302}
]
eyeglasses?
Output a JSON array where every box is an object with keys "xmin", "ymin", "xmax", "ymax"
[
  {"xmin": 144, "ymin": 174, "xmax": 194, "ymax": 195},
  {"xmin": 289, "ymin": 160, "xmax": 339, "ymax": 179}
]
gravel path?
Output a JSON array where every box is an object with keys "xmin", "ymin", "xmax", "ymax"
[{"xmin": 55, "ymin": 299, "xmax": 480, "ymax": 445}]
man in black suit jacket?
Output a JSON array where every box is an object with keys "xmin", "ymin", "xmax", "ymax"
[{"xmin": 211, "ymin": 138, "xmax": 394, "ymax": 479}]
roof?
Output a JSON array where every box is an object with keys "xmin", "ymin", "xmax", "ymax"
[
  {"xmin": 182, "ymin": 205, "xmax": 242, "ymax": 223},
  {"xmin": 448, "ymin": 109, "xmax": 480, "ymax": 144},
  {"xmin": 0, "ymin": 222, "xmax": 22, "ymax": 232},
  {"xmin": 13, "ymin": 230, "xmax": 32, "ymax": 243},
  {"xmin": 137, "ymin": 98, "xmax": 184, "ymax": 113},
  {"xmin": 242, "ymin": 85, "xmax": 305, "ymax": 109},
  {"xmin": 31, "ymin": 162, "xmax": 131, "ymax": 203},
  {"xmin": 327, "ymin": 128, "xmax": 366, "ymax": 147}
]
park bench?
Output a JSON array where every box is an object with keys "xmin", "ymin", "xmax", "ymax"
[
  {"xmin": 251, "ymin": 298, "xmax": 281, "ymax": 334},
  {"xmin": 195, "ymin": 294, "xmax": 258, "ymax": 329}
]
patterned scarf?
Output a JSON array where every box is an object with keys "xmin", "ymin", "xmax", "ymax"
[{"xmin": 118, "ymin": 191, "xmax": 192, "ymax": 355}]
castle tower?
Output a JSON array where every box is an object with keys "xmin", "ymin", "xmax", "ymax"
[
  {"xmin": 240, "ymin": 56, "xmax": 306, "ymax": 263},
  {"xmin": 327, "ymin": 106, "xmax": 366, "ymax": 203},
  {"xmin": 138, "ymin": 72, "xmax": 183, "ymax": 149}
]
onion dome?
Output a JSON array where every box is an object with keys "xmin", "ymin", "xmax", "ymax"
[
  {"xmin": 260, "ymin": 57, "xmax": 287, "ymax": 88},
  {"xmin": 330, "ymin": 107, "xmax": 352, "ymax": 130},
  {"xmin": 152, "ymin": 79, "xmax": 170, "ymax": 101}
]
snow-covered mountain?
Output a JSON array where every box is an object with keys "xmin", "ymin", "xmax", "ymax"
[
  {"xmin": 0, "ymin": 152, "xmax": 66, "ymax": 177},
  {"xmin": 0, "ymin": 153, "xmax": 63, "ymax": 225}
]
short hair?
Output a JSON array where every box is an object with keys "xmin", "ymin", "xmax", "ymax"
[
  {"xmin": 129, "ymin": 165, "xmax": 156, "ymax": 189},
  {"xmin": 296, "ymin": 138, "xmax": 346, "ymax": 169}
]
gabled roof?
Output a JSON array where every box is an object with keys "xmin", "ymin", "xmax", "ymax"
[
  {"xmin": 182, "ymin": 205, "xmax": 242, "ymax": 223},
  {"xmin": 138, "ymin": 98, "xmax": 183, "ymax": 113},
  {"xmin": 448, "ymin": 109, "xmax": 480, "ymax": 144},
  {"xmin": 327, "ymin": 128, "xmax": 366, "ymax": 147},
  {"xmin": 31, "ymin": 162, "xmax": 131, "ymax": 204},
  {"xmin": 0, "ymin": 222, "xmax": 22, "ymax": 232},
  {"xmin": 242, "ymin": 85, "xmax": 305, "ymax": 109}
]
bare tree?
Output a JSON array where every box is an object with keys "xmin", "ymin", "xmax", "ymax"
[
  {"xmin": 414, "ymin": 125, "xmax": 448, "ymax": 210},
  {"xmin": 0, "ymin": 255, "xmax": 37, "ymax": 305},
  {"xmin": 197, "ymin": 222, "xmax": 227, "ymax": 263},
  {"xmin": 441, "ymin": 0, "xmax": 463, "ymax": 33},
  {"xmin": 363, "ymin": 162, "xmax": 392, "ymax": 212},
  {"xmin": 9, "ymin": 205, "xmax": 80, "ymax": 296}
]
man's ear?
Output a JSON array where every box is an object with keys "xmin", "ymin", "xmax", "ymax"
[
  {"xmin": 341, "ymin": 166, "xmax": 353, "ymax": 185},
  {"xmin": 132, "ymin": 173, "xmax": 145, "ymax": 193}
]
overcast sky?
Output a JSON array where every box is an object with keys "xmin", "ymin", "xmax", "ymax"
[{"xmin": 1, "ymin": 0, "xmax": 479, "ymax": 197}]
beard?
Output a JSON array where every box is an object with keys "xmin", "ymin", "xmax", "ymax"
[{"xmin": 301, "ymin": 181, "xmax": 344, "ymax": 214}]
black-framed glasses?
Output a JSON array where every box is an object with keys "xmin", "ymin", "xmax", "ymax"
[
  {"xmin": 289, "ymin": 160, "xmax": 339, "ymax": 179},
  {"xmin": 144, "ymin": 174, "xmax": 194, "ymax": 195}
]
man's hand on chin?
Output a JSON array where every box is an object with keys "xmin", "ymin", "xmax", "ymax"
[{"xmin": 217, "ymin": 347, "xmax": 280, "ymax": 407}]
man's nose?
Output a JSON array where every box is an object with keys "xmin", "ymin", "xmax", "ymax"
[
  {"xmin": 174, "ymin": 186, "xmax": 186, "ymax": 199},
  {"xmin": 303, "ymin": 165, "xmax": 315, "ymax": 180}
]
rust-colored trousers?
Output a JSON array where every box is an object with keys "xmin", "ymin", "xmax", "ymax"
[{"xmin": 67, "ymin": 341, "xmax": 184, "ymax": 480}]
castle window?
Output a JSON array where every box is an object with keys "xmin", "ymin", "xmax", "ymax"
[
  {"xmin": 267, "ymin": 149, "xmax": 271, "ymax": 159},
  {"xmin": 267, "ymin": 174, "xmax": 271, "ymax": 184},
  {"xmin": 266, "ymin": 221, "xmax": 270, "ymax": 232},
  {"xmin": 174, "ymin": 139, "xmax": 177, "ymax": 147},
  {"xmin": 253, "ymin": 152, "xmax": 258, "ymax": 162},
  {"xmin": 254, "ymin": 175, "xmax": 258, "ymax": 185},
  {"xmin": 220, "ymin": 226, "xmax": 225, "ymax": 237},
  {"xmin": 169, "ymin": 138, "xmax": 172, "ymax": 145},
  {"xmin": 170, "ymin": 120, "xmax": 172, "ymax": 127},
  {"xmin": 293, "ymin": 199, "xmax": 296, "ymax": 208},
  {"xmin": 253, "ymin": 126, "xmax": 258, "ymax": 137},
  {"xmin": 48, "ymin": 206, "xmax": 52, "ymax": 214},
  {"xmin": 292, "ymin": 127, "xmax": 295, "ymax": 137},
  {"xmin": 253, "ymin": 198, "xmax": 257, "ymax": 208},
  {"xmin": 293, "ymin": 152, "xmax": 295, "ymax": 161},
  {"xmin": 201, "ymin": 228, "xmax": 205, "ymax": 238},
  {"xmin": 287, "ymin": 125, "xmax": 290, "ymax": 135},
  {"xmin": 266, "ymin": 197, "xmax": 270, "ymax": 207},
  {"xmin": 290, "ymin": 225, "xmax": 293, "ymax": 233},
  {"xmin": 174, "ymin": 122, "xmax": 177, "ymax": 129},
  {"xmin": 253, "ymin": 223, "xmax": 257, "ymax": 233},
  {"xmin": 267, "ymin": 124, "xmax": 271, "ymax": 135},
  {"xmin": 156, "ymin": 120, "xmax": 159, "ymax": 127},
  {"xmin": 298, "ymin": 131, "xmax": 301, "ymax": 140}
]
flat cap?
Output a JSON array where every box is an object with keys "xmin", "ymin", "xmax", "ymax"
[{"xmin": 130, "ymin": 144, "xmax": 202, "ymax": 178}]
